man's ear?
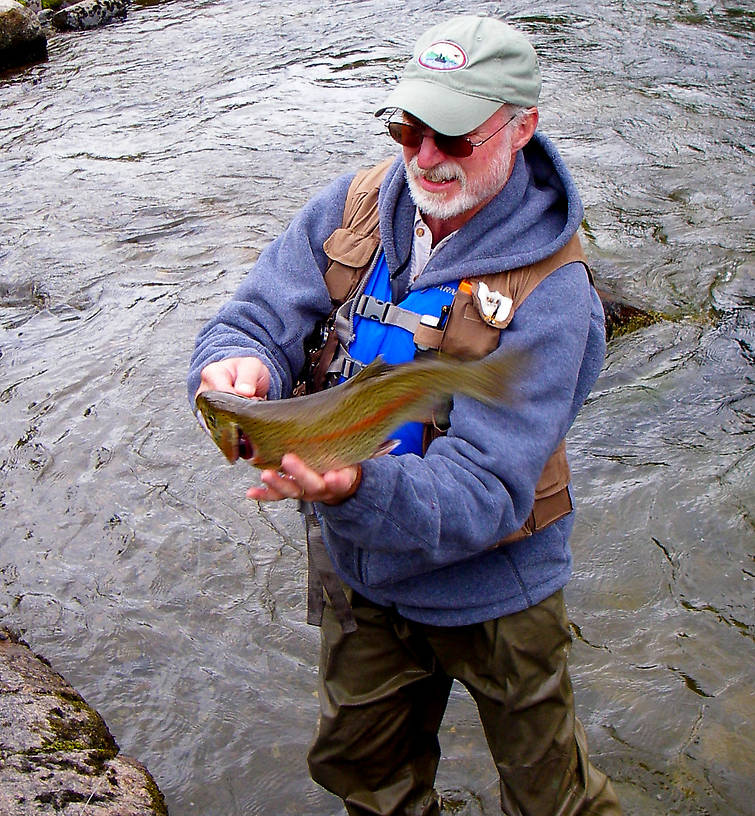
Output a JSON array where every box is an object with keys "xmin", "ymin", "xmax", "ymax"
[{"xmin": 511, "ymin": 108, "xmax": 539, "ymax": 152}]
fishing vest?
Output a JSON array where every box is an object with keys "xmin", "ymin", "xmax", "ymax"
[
  {"xmin": 334, "ymin": 249, "xmax": 461, "ymax": 455},
  {"xmin": 302, "ymin": 159, "xmax": 592, "ymax": 632}
]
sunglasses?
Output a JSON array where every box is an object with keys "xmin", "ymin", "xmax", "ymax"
[{"xmin": 385, "ymin": 114, "xmax": 516, "ymax": 158}]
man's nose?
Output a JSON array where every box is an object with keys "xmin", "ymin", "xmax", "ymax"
[{"xmin": 415, "ymin": 131, "xmax": 447, "ymax": 168}]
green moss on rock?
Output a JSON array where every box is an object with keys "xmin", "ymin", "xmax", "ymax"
[{"xmin": 47, "ymin": 693, "xmax": 119, "ymax": 755}]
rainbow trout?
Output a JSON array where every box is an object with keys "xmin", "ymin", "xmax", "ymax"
[{"xmin": 195, "ymin": 353, "xmax": 523, "ymax": 472}]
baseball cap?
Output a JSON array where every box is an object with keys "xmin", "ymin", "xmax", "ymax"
[{"xmin": 375, "ymin": 16, "xmax": 541, "ymax": 136}]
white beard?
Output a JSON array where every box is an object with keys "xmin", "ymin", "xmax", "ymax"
[{"xmin": 404, "ymin": 151, "xmax": 513, "ymax": 220}]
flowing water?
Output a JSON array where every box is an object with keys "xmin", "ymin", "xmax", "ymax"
[{"xmin": 1, "ymin": 1, "xmax": 752, "ymax": 814}]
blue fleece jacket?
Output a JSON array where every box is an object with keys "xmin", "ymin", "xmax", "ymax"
[{"xmin": 188, "ymin": 132, "xmax": 606, "ymax": 626}]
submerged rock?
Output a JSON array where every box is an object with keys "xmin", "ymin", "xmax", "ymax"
[
  {"xmin": 0, "ymin": 629, "xmax": 167, "ymax": 816},
  {"xmin": 51, "ymin": 0, "xmax": 129, "ymax": 31},
  {"xmin": 0, "ymin": 0, "xmax": 47, "ymax": 69},
  {"xmin": 596, "ymin": 287, "xmax": 664, "ymax": 341}
]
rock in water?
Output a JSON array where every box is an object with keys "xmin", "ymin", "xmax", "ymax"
[
  {"xmin": 0, "ymin": 629, "xmax": 167, "ymax": 816},
  {"xmin": 595, "ymin": 287, "xmax": 665, "ymax": 341},
  {"xmin": 52, "ymin": 0, "xmax": 129, "ymax": 31},
  {"xmin": 0, "ymin": 0, "xmax": 47, "ymax": 69}
]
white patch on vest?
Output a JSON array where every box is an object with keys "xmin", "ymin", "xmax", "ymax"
[{"xmin": 475, "ymin": 281, "xmax": 513, "ymax": 327}]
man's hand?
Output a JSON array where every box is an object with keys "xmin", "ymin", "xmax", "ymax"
[
  {"xmin": 247, "ymin": 453, "xmax": 362, "ymax": 506},
  {"xmin": 196, "ymin": 357, "xmax": 271, "ymax": 400}
]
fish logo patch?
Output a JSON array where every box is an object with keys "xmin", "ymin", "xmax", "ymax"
[{"xmin": 418, "ymin": 41, "xmax": 468, "ymax": 71}]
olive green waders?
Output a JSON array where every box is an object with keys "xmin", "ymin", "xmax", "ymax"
[{"xmin": 307, "ymin": 588, "xmax": 622, "ymax": 816}]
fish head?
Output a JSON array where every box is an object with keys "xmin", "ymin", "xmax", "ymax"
[
  {"xmin": 195, "ymin": 392, "xmax": 257, "ymax": 464},
  {"xmin": 196, "ymin": 393, "xmax": 240, "ymax": 462}
]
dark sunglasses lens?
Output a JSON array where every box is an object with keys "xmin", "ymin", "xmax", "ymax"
[
  {"xmin": 434, "ymin": 135, "xmax": 473, "ymax": 157},
  {"xmin": 387, "ymin": 122, "xmax": 473, "ymax": 157},
  {"xmin": 387, "ymin": 122, "xmax": 422, "ymax": 148}
]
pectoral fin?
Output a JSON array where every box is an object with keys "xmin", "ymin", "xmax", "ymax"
[{"xmin": 370, "ymin": 439, "xmax": 401, "ymax": 459}]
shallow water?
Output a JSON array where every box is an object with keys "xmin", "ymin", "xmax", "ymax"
[{"xmin": 1, "ymin": 1, "xmax": 752, "ymax": 814}]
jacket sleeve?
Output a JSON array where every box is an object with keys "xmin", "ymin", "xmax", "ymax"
[
  {"xmin": 319, "ymin": 261, "xmax": 606, "ymax": 588},
  {"xmin": 187, "ymin": 173, "xmax": 354, "ymax": 404}
]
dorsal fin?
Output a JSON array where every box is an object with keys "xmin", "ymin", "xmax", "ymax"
[{"xmin": 342, "ymin": 356, "xmax": 392, "ymax": 387}]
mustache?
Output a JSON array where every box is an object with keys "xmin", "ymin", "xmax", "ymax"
[{"xmin": 407, "ymin": 156, "xmax": 466, "ymax": 185}]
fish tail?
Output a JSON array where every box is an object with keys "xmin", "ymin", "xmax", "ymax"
[{"xmin": 447, "ymin": 351, "xmax": 525, "ymax": 405}]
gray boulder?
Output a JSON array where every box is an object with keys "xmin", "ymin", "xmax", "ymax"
[
  {"xmin": 0, "ymin": 0, "xmax": 47, "ymax": 69},
  {"xmin": 0, "ymin": 630, "xmax": 168, "ymax": 816},
  {"xmin": 52, "ymin": 0, "xmax": 129, "ymax": 31}
]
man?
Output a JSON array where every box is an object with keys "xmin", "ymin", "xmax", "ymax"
[{"xmin": 189, "ymin": 15, "xmax": 623, "ymax": 816}]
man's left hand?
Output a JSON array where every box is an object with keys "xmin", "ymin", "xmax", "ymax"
[{"xmin": 247, "ymin": 453, "xmax": 361, "ymax": 506}]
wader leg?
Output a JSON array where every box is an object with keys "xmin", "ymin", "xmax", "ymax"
[
  {"xmin": 425, "ymin": 591, "xmax": 622, "ymax": 816},
  {"xmin": 308, "ymin": 591, "xmax": 450, "ymax": 816}
]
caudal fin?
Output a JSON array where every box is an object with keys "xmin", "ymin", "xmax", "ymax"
[{"xmin": 451, "ymin": 350, "xmax": 526, "ymax": 405}]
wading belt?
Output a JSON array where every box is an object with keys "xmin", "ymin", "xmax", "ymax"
[{"xmin": 303, "ymin": 159, "xmax": 592, "ymax": 631}]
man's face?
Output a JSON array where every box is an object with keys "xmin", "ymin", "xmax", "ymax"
[{"xmin": 401, "ymin": 109, "xmax": 518, "ymax": 222}]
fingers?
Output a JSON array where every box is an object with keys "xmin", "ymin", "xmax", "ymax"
[
  {"xmin": 246, "ymin": 469, "xmax": 307, "ymax": 503},
  {"xmin": 196, "ymin": 357, "xmax": 271, "ymax": 400},
  {"xmin": 320, "ymin": 465, "xmax": 363, "ymax": 503},
  {"xmin": 246, "ymin": 454, "xmax": 361, "ymax": 505},
  {"xmin": 232, "ymin": 356, "xmax": 270, "ymax": 397}
]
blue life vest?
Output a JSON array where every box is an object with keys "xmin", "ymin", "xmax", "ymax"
[{"xmin": 346, "ymin": 250, "xmax": 458, "ymax": 455}]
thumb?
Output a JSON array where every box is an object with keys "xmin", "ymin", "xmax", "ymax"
[{"xmin": 233, "ymin": 357, "xmax": 271, "ymax": 399}]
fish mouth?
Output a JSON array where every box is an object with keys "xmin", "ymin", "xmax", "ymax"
[
  {"xmin": 237, "ymin": 431, "xmax": 255, "ymax": 460},
  {"xmin": 218, "ymin": 425, "xmax": 255, "ymax": 463}
]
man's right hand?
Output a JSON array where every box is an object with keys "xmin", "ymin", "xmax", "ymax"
[{"xmin": 195, "ymin": 357, "xmax": 271, "ymax": 400}]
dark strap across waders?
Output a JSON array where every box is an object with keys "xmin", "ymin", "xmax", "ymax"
[{"xmin": 302, "ymin": 501, "xmax": 357, "ymax": 634}]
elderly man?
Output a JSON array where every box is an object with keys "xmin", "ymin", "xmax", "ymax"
[{"xmin": 189, "ymin": 15, "xmax": 623, "ymax": 816}]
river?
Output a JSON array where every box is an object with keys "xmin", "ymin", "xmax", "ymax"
[{"xmin": 0, "ymin": 1, "xmax": 752, "ymax": 814}]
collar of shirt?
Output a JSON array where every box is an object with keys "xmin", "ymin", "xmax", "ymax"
[{"xmin": 409, "ymin": 209, "xmax": 456, "ymax": 284}]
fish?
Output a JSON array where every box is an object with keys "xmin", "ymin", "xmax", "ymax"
[{"xmin": 195, "ymin": 352, "xmax": 524, "ymax": 472}]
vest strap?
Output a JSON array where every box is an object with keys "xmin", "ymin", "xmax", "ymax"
[
  {"xmin": 326, "ymin": 352, "xmax": 364, "ymax": 380},
  {"xmin": 303, "ymin": 502, "xmax": 357, "ymax": 634},
  {"xmin": 355, "ymin": 294, "xmax": 423, "ymax": 334},
  {"xmin": 322, "ymin": 157, "xmax": 394, "ymax": 305},
  {"xmin": 497, "ymin": 439, "xmax": 573, "ymax": 545}
]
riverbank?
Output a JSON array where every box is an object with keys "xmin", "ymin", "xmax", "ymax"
[
  {"xmin": 1, "ymin": 0, "xmax": 143, "ymax": 70},
  {"xmin": 0, "ymin": 629, "xmax": 167, "ymax": 816}
]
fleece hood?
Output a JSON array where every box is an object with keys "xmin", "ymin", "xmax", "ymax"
[{"xmin": 378, "ymin": 131, "xmax": 585, "ymax": 291}]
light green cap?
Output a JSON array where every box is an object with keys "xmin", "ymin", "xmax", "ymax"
[{"xmin": 375, "ymin": 16, "xmax": 541, "ymax": 137}]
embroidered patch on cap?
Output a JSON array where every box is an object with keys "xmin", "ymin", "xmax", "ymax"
[{"xmin": 418, "ymin": 40, "xmax": 468, "ymax": 71}]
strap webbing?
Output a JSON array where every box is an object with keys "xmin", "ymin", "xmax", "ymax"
[
  {"xmin": 354, "ymin": 294, "xmax": 423, "ymax": 333},
  {"xmin": 302, "ymin": 502, "xmax": 357, "ymax": 634}
]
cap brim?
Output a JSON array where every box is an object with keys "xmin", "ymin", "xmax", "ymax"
[{"xmin": 374, "ymin": 79, "xmax": 502, "ymax": 136}]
